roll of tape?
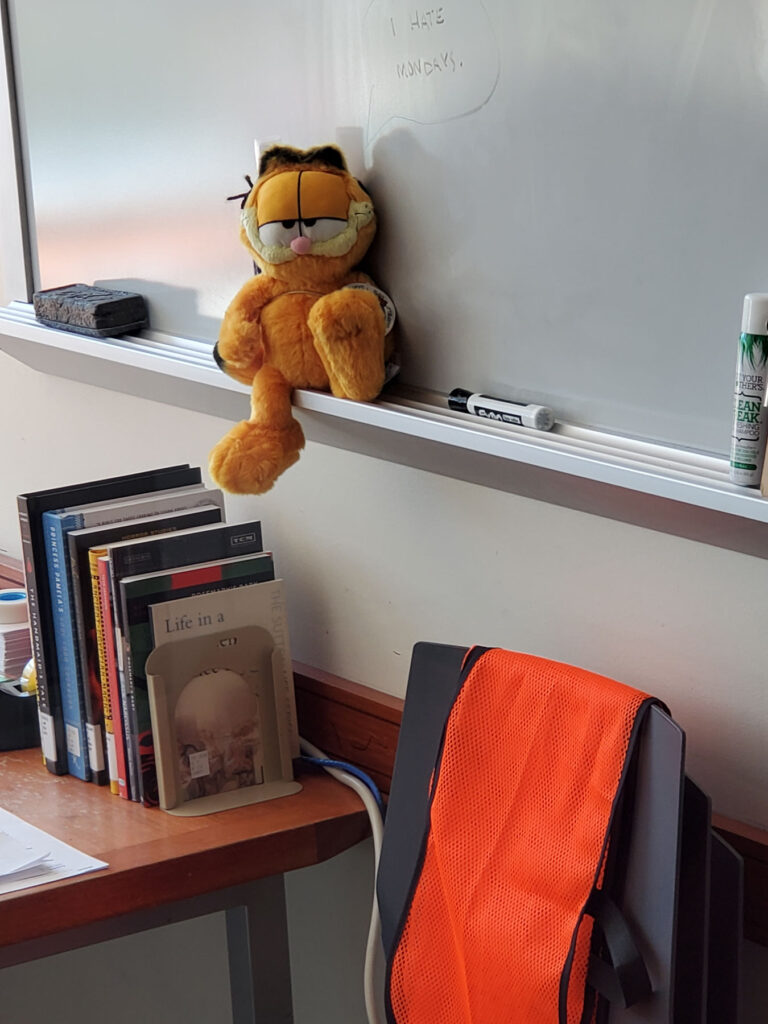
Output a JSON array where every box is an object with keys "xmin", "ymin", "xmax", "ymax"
[{"xmin": 0, "ymin": 589, "xmax": 28, "ymax": 624}]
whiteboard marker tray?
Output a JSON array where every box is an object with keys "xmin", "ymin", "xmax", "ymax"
[{"xmin": 2, "ymin": 302, "xmax": 767, "ymax": 558}]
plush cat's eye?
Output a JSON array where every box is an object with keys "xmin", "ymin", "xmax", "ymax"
[
  {"xmin": 258, "ymin": 220, "xmax": 301, "ymax": 247},
  {"xmin": 300, "ymin": 218, "xmax": 346, "ymax": 242}
]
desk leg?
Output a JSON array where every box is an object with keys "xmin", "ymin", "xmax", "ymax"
[{"xmin": 226, "ymin": 874, "xmax": 293, "ymax": 1024}]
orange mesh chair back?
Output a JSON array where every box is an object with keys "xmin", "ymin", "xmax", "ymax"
[{"xmin": 380, "ymin": 645, "xmax": 657, "ymax": 1024}]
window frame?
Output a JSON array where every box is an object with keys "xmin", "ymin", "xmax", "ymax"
[{"xmin": 0, "ymin": 0, "xmax": 31, "ymax": 305}]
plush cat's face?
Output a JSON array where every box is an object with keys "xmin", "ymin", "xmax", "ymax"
[{"xmin": 239, "ymin": 146, "xmax": 376, "ymax": 285}]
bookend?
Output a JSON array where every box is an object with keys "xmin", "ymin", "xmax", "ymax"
[
  {"xmin": 0, "ymin": 682, "xmax": 40, "ymax": 751},
  {"xmin": 377, "ymin": 643, "xmax": 743, "ymax": 1023},
  {"xmin": 145, "ymin": 625, "xmax": 300, "ymax": 816}
]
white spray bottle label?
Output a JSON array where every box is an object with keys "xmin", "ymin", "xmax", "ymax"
[{"xmin": 730, "ymin": 322, "xmax": 768, "ymax": 486}]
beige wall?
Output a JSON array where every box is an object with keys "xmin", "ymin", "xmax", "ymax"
[
  {"xmin": 1, "ymin": 351, "xmax": 766, "ymax": 826},
  {"xmin": 1, "ymin": 348, "xmax": 767, "ymax": 1020}
]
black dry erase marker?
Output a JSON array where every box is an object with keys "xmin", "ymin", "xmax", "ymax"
[{"xmin": 448, "ymin": 389, "xmax": 555, "ymax": 431}]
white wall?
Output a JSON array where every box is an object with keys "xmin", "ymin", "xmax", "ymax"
[
  {"xmin": 0, "ymin": 351, "xmax": 766, "ymax": 1019},
  {"xmin": 1, "ymin": 353, "xmax": 765, "ymax": 824}
]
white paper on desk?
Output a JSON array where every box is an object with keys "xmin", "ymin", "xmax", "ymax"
[
  {"xmin": 0, "ymin": 830, "xmax": 53, "ymax": 877},
  {"xmin": 0, "ymin": 807, "xmax": 107, "ymax": 896}
]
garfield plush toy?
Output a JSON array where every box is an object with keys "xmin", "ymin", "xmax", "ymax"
[{"xmin": 209, "ymin": 144, "xmax": 394, "ymax": 494}]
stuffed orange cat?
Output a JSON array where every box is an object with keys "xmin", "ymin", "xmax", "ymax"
[{"xmin": 209, "ymin": 144, "xmax": 393, "ymax": 494}]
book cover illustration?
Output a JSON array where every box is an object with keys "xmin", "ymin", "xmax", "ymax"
[
  {"xmin": 177, "ymin": 668, "xmax": 265, "ymax": 799},
  {"xmin": 41, "ymin": 483, "xmax": 222, "ymax": 780},
  {"xmin": 118, "ymin": 551, "xmax": 276, "ymax": 806},
  {"xmin": 16, "ymin": 464, "xmax": 199, "ymax": 776},
  {"xmin": 146, "ymin": 618, "xmax": 301, "ymax": 817}
]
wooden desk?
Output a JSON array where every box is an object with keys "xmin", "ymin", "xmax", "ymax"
[{"xmin": 0, "ymin": 748, "xmax": 369, "ymax": 1022}]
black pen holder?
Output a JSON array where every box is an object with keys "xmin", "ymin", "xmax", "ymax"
[{"xmin": 0, "ymin": 685, "xmax": 40, "ymax": 751}]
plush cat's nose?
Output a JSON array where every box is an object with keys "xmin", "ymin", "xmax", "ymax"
[{"xmin": 291, "ymin": 236, "xmax": 312, "ymax": 255}]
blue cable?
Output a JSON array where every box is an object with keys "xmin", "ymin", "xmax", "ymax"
[{"xmin": 301, "ymin": 755, "xmax": 385, "ymax": 815}]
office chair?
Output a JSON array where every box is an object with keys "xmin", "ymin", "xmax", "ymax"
[{"xmin": 376, "ymin": 643, "xmax": 742, "ymax": 1023}]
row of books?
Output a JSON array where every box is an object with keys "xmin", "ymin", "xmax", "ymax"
[{"xmin": 17, "ymin": 464, "xmax": 297, "ymax": 807}]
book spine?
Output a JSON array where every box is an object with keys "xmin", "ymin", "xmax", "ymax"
[
  {"xmin": 44, "ymin": 513, "xmax": 90, "ymax": 780},
  {"xmin": 16, "ymin": 498, "xmax": 68, "ymax": 774},
  {"xmin": 69, "ymin": 543, "xmax": 108, "ymax": 786},
  {"xmin": 269, "ymin": 583, "xmax": 300, "ymax": 759},
  {"xmin": 91, "ymin": 551, "xmax": 119, "ymax": 794},
  {"xmin": 114, "ymin": 588, "xmax": 141, "ymax": 801},
  {"xmin": 126, "ymin": 614, "xmax": 168, "ymax": 808},
  {"xmin": 121, "ymin": 627, "xmax": 145, "ymax": 803},
  {"xmin": 98, "ymin": 560, "xmax": 130, "ymax": 799}
]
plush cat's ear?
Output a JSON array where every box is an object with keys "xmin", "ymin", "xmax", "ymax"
[
  {"xmin": 300, "ymin": 145, "xmax": 348, "ymax": 172},
  {"xmin": 258, "ymin": 145, "xmax": 303, "ymax": 176},
  {"xmin": 258, "ymin": 144, "xmax": 348, "ymax": 177}
]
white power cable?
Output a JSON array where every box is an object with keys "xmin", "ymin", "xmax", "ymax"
[{"xmin": 299, "ymin": 737, "xmax": 386, "ymax": 1024}]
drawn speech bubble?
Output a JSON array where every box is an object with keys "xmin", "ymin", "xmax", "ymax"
[{"xmin": 363, "ymin": 1, "xmax": 500, "ymax": 142}]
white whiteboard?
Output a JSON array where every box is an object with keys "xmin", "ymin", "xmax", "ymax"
[{"xmin": 13, "ymin": 0, "xmax": 768, "ymax": 453}]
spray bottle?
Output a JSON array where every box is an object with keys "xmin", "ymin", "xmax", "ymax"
[{"xmin": 729, "ymin": 293, "xmax": 768, "ymax": 486}]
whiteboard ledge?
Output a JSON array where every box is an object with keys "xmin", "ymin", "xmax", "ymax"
[{"xmin": 2, "ymin": 302, "xmax": 768, "ymax": 558}]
